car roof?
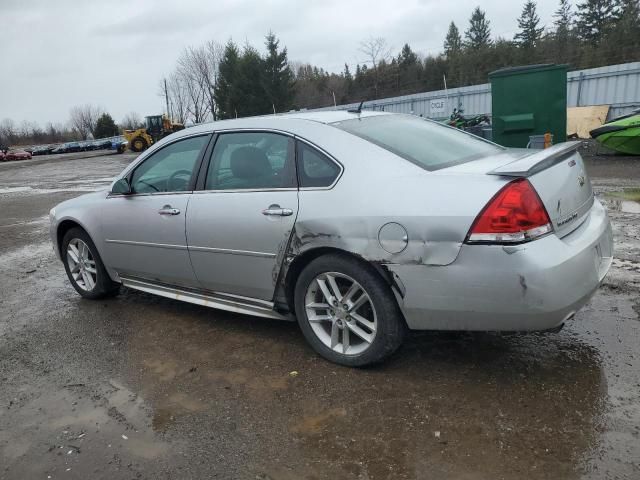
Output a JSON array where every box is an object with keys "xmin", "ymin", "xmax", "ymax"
[{"xmin": 179, "ymin": 110, "xmax": 393, "ymax": 137}]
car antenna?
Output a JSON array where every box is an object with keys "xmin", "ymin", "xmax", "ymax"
[{"xmin": 347, "ymin": 101, "xmax": 364, "ymax": 114}]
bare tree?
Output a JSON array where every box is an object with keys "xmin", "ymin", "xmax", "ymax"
[
  {"xmin": 183, "ymin": 69, "xmax": 209, "ymax": 124},
  {"xmin": 163, "ymin": 73, "xmax": 189, "ymax": 124},
  {"xmin": 121, "ymin": 112, "xmax": 143, "ymax": 131},
  {"xmin": 176, "ymin": 43, "xmax": 223, "ymax": 123},
  {"xmin": 358, "ymin": 37, "xmax": 392, "ymax": 98},
  {"xmin": 69, "ymin": 104, "xmax": 102, "ymax": 139},
  {"xmin": 0, "ymin": 118, "xmax": 17, "ymax": 146},
  {"xmin": 178, "ymin": 41, "xmax": 223, "ymax": 121}
]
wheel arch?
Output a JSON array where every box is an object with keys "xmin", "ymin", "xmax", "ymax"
[
  {"xmin": 56, "ymin": 219, "xmax": 103, "ymax": 262},
  {"xmin": 281, "ymin": 246, "xmax": 402, "ymax": 315}
]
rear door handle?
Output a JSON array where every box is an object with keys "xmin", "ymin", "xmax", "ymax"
[
  {"xmin": 262, "ymin": 204, "xmax": 293, "ymax": 217},
  {"xmin": 158, "ymin": 205, "xmax": 180, "ymax": 216}
]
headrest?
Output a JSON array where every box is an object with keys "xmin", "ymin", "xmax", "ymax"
[{"xmin": 230, "ymin": 147, "xmax": 272, "ymax": 179}]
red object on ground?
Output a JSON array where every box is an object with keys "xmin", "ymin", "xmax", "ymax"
[{"xmin": 4, "ymin": 150, "xmax": 32, "ymax": 161}]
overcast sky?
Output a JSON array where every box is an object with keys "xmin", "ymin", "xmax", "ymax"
[{"xmin": 0, "ymin": 0, "xmax": 560, "ymax": 126}]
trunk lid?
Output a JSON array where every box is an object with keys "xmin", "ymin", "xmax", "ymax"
[{"xmin": 441, "ymin": 142, "xmax": 594, "ymax": 237}]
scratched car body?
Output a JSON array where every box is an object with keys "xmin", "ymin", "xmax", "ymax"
[{"xmin": 49, "ymin": 111, "xmax": 613, "ymax": 366}]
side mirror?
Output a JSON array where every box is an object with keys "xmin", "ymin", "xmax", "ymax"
[{"xmin": 111, "ymin": 177, "xmax": 132, "ymax": 195}]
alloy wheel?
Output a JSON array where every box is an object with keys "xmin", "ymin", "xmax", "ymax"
[
  {"xmin": 66, "ymin": 238, "xmax": 97, "ymax": 291},
  {"xmin": 304, "ymin": 272, "xmax": 378, "ymax": 355}
]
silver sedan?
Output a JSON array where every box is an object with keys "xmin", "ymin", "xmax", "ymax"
[{"xmin": 49, "ymin": 111, "xmax": 613, "ymax": 366}]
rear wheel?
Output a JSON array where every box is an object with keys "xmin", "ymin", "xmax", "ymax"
[
  {"xmin": 130, "ymin": 136, "xmax": 148, "ymax": 152},
  {"xmin": 62, "ymin": 228, "xmax": 120, "ymax": 299},
  {"xmin": 294, "ymin": 254, "xmax": 406, "ymax": 367}
]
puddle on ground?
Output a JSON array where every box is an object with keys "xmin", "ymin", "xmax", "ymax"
[
  {"xmin": 611, "ymin": 199, "xmax": 640, "ymax": 213},
  {"xmin": 605, "ymin": 189, "xmax": 640, "ymax": 213}
]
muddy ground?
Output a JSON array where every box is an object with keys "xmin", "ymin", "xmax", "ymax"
[{"xmin": 0, "ymin": 145, "xmax": 639, "ymax": 480}]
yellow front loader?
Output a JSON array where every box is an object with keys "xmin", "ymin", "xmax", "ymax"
[{"xmin": 123, "ymin": 115, "xmax": 184, "ymax": 152}]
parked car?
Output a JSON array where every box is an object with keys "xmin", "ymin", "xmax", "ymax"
[
  {"xmin": 32, "ymin": 145, "xmax": 55, "ymax": 156},
  {"xmin": 49, "ymin": 111, "xmax": 613, "ymax": 366},
  {"xmin": 94, "ymin": 139, "xmax": 112, "ymax": 150},
  {"xmin": 4, "ymin": 149, "xmax": 32, "ymax": 161},
  {"xmin": 110, "ymin": 139, "xmax": 127, "ymax": 153},
  {"xmin": 52, "ymin": 142, "xmax": 82, "ymax": 154}
]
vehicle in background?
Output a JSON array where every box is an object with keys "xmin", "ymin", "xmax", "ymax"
[
  {"xmin": 52, "ymin": 142, "xmax": 82, "ymax": 154},
  {"xmin": 447, "ymin": 108, "xmax": 491, "ymax": 130},
  {"xmin": 110, "ymin": 139, "xmax": 127, "ymax": 154},
  {"xmin": 0, "ymin": 150, "xmax": 4, "ymax": 161},
  {"xmin": 79, "ymin": 141, "xmax": 93, "ymax": 151},
  {"xmin": 4, "ymin": 149, "xmax": 32, "ymax": 161},
  {"xmin": 590, "ymin": 108, "xmax": 640, "ymax": 155},
  {"xmin": 123, "ymin": 115, "xmax": 184, "ymax": 152},
  {"xmin": 94, "ymin": 139, "xmax": 112, "ymax": 150},
  {"xmin": 31, "ymin": 145, "xmax": 54, "ymax": 156},
  {"xmin": 49, "ymin": 111, "xmax": 613, "ymax": 367}
]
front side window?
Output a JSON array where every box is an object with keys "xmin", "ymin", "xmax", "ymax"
[
  {"xmin": 297, "ymin": 142, "xmax": 341, "ymax": 188},
  {"xmin": 205, "ymin": 132, "xmax": 295, "ymax": 190},
  {"xmin": 332, "ymin": 114, "xmax": 503, "ymax": 171},
  {"xmin": 130, "ymin": 135, "xmax": 208, "ymax": 193}
]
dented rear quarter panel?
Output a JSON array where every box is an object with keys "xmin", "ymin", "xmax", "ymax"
[{"xmin": 281, "ymin": 120, "xmax": 510, "ymax": 267}]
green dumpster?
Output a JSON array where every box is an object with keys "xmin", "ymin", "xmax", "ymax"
[{"xmin": 489, "ymin": 64, "xmax": 567, "ymax": 148}]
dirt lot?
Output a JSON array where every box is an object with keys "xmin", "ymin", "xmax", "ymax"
[{"xmin": 0, "ymin": 146, "xmax": 639, "ymax": 480}]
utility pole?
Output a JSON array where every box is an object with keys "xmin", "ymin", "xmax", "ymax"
[{"xmin": 164, "ymin": 78, "xmax": 170, "ymax": 120}]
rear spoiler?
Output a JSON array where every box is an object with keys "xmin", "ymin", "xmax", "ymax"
[{"xmin": 488, "ymin": 141, "xmax": 581, "ymax": 177}]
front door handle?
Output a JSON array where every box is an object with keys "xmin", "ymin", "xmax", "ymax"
[
  {"xmin": 158, "ymin": 205, "xmax": 181, "ymax": 216},
  {"xmin": 262, "ymin": 204, "xmax": 293, "ymax": 217}
]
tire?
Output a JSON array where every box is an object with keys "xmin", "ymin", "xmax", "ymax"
[
  {"xmin": 130, "ymin": 136, "xmax": 147, "ymax": 153},
  {"xmin": 61, "ymin": 227, "xmax": 120, "ymax": 299},
  {"xmin": 294, "ymin": 253, "xmax": 406, "ymax": 367}
]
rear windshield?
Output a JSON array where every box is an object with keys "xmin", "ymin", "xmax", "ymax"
[{"xmin": 332, "ymin": 114, "xmax": 503, "ymax": 171}]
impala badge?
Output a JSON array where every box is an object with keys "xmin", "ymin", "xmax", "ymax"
[{"xmin": 578, "ymin": 175, "xmax": 585, "ymax": 187}]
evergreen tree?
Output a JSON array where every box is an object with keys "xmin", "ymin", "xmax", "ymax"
[
  {"xmin": 515, "ymin": 1, "xmax": 544, "ymax": 48},
  {"xmin": 575, "ymin": 0, "xmax": 619, "ymax": 44},
  {"xmin": 444, "ymin": 22, "xmax": 462, "ymax": 57},
  {"xmin": 93, "ymin": 113, "xmax": 117, "ymax": 139},
  {"xmin": 607, "ymin": 0, "xmax": 640, "ymax": 61},
  {"xmin": 214, "ymin": 40, "xmax": 240, "ymax": 119},
  {"xmin": 554, "ymin": 0, "xmax": 573, "ymax": 40},
  {"xmin": 236, "ymin": 46, "xmax": 270, "ymax": 116},
  {"xmin": 343, "ymin": 63, "xmax": 354, "ymax": 98},
  {"xmin": 465, "ymin": 7, "xmax": 492, "ymax": 50},
  {"xmin": 262, "ymin": 32, "xmax": 295, "ymax": 113},
  {"xmin": 613, "ymin": 0, "xmax": 640, "ymax": 38},
  {"xmin": 398, "ymin": 43, "xmax": 418, "ymax": 67}
]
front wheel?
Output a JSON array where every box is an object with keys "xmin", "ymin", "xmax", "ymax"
[
  {"xmin": 62, "ymin": 228, "xmax": 120, "ymax": 299},
  {"xmin": 130, "ymin": 136, "xmax": 147, "ymax": 152},
  {"xmin": 294, "ymin": 254, "xmax": 406, "ymax": 367}
]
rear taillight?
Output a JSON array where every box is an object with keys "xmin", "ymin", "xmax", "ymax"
[{"xmin": 466, "ymin": 178, "xmax": 552, "ymax": 244}]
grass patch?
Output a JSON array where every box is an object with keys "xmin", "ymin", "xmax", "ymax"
[{"xmin": 606, "ymin": 188, "xmax": 640, "ymax": 202}]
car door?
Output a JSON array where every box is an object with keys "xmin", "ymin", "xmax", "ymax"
[
  {"xmin": 186, "ymin": 131, "xmax": 298, "ymax": 301},
  {"xmin": 101, "ymin": 134, "xmax": 210, "ymax": 287}
]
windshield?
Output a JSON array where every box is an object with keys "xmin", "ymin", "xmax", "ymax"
[{"xmin": 332, "ymin": 114, "xmax": 503, "ymax": 171}]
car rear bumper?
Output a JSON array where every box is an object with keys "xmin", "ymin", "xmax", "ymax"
[{"xmin": 387, "ymin": 198, "xmax": 613, "ymax": 331}]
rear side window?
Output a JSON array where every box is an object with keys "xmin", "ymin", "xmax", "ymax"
[
  {"xmin": 297, "ymin": 142, "xmax": 341, "ymax": 188},
  {"xmin": 205, "ymin": 132, "xmax": 296, "ymax": 190},
  {"xmin": 332, "ymin": 115, "xmax": 503, "ymax": 171}
]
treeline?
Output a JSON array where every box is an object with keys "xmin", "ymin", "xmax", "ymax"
[
  {"xmin": 0, "ymin": 108, "xmax": 143, "ymax": 147},
  {"xmin": 163, "ymin": 0, "xmax": 640, "ymax": 120},
  {"xmin": 3, "ymin": 0, "xmax": 639, "ymax": 146}
]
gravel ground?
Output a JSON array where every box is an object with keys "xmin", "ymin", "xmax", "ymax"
[{"xmin": 0, "ymin": 145, "xmax": 639, "ymax": 480}]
